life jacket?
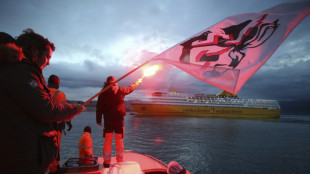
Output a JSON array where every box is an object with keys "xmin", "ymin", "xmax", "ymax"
[
  {"xmin": 48, "ymin": 87, "xmax": 68, "ymax": 129},
  {"xmin": 48, "ymin": 88, "xmax": 67, "ymax": 103}
]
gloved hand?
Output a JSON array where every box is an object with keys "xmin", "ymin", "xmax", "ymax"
[
  {"xmin": 67, "ymin": 124, "xmax": 72, "ymax": 131},
  {"xmin": 77, "ymin": 104, "xmax": 86, "ymax": 112},
  {"xmin": 134, "ymin": 78, "xmax": 142, "ymax": 86},
  {"xmin": 66, "ymin": 121, "xmax": 73, "ymax": 131},
  {"xmin": 138, "ymin": 78, "xmax": 142, "ymax": 84}
]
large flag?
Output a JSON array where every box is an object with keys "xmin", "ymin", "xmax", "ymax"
[{"xmin": 151, "ymin": 2, "xmax": 310, "ymax": 94}]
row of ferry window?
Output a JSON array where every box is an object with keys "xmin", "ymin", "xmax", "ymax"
[
  {"xmin": 149, "ymin": 100, "xmax": 278, "ymax": 106},
  {"xmin": 188, "ymin": 96, "xmax": 277, "ymax": 102}
]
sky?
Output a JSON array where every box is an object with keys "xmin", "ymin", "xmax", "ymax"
[{"xmin": 1, "ymin": 0, "xmax": 309, "ymax": 102}]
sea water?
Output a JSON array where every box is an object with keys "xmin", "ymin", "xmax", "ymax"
[{"xmin": 60, "ymin": 112, "xmax": 310, "ymax": 174}]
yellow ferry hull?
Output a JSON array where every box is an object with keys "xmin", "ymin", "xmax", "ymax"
[{"xmin": 131, "ymin": 104, "xmax": 280, "ymax": 118}]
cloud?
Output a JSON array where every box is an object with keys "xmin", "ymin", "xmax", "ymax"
[{"xmin": 2, "ymin": 0, "xmax": 309, "ymax": 102}]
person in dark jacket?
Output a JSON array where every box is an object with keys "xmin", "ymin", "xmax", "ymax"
[
  {"xmin": 0, "ymin": 29, "xmax": 85, "ymax": 174},
  {"xmin": 96, "ymin": 75, "xmax": 142, "ymax": 167}
]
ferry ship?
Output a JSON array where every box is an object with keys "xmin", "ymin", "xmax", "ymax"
[{"xmin": 130, "ymin": 91, "xmax": 280, "ymax": 118}]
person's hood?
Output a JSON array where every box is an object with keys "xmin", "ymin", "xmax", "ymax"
[
  {"xmin": 107, "ymin": 85, "xmax": 119, "ymax": 95},
  {"xmin": 0, "ymin": 44, "xmax": 24, "ymax": 65}
]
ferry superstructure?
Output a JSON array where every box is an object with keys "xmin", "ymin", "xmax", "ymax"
[{"xmin": 130, "ymin": 91, "xmax": 280, "ymax": 118}]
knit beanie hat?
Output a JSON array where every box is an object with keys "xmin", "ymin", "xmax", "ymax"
[
  {"xmin": 48, "ymin": 74, "xmax": 60, "ymax": 89},
  {"xmin": 106, "ymin": 76, "xmax": 116, "ymax": 84},
  {"xmin": 84, "ymin": 126, "xmax": 91, "ymax": 134}
]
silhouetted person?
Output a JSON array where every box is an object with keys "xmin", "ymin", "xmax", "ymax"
[
  {"xmin": 96, "ymin": 76, "xmax": 141, "ymax": 167},
  {"xmin": 0, "ymin": 29, "xmax": 85, "ymax": 174}
]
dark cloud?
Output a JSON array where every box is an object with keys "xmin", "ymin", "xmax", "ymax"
[
  {"xmin": 44, "ymin": 60, "xmax": 136, "ymax": 88},
  {"xmin": 239, "ymin": 58, "xmax": 310, "ymax": 101}
]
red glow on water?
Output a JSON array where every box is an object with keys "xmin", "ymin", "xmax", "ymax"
[
  {"xmin": 134, "ymin": 118, "xmax": 140, "ymax": 130},
  {"xmin": 154, "ymin": 137, "xmax": 164, "ymax": 144}
]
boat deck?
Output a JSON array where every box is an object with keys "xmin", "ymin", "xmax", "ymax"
[{"xmin": 58, "ymin": 151, "xmax": 167, "ymax": 174}]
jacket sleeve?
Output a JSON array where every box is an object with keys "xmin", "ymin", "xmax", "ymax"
[
  {"xmin": 6, "ymin": 65, "xmax": 80, "ymax": 123},
  {"xmin": 118, "ymin": 81, "xmax": 140, "ymax": 95},
  {"xmin": 96, "ymin": 93, "xmax": 104, "ymax": 124},
  {"xmin": 66, "ymin": 120, "xmax": 72, "ymax": 128}
]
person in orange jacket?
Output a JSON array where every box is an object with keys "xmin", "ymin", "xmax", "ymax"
[
  {"xmin": 96, "ymin": 76, "xmax": 142, "ymax": 168},
  {"xmin": 47, "ymin": 74, "xmax": 73, "ymax": 173},
  {"xmin": 79, "ymin": 126, "xmax": 94, "ymax": 165}
]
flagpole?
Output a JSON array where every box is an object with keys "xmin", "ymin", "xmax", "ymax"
[{"xmin": 82, "ymin": 60, "xmax": 151, "ymax": 106}]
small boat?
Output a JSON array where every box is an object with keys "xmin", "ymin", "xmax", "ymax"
[{"xmin": 60, "ymin": 151, "xmax": 168, "ymax": 174}]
